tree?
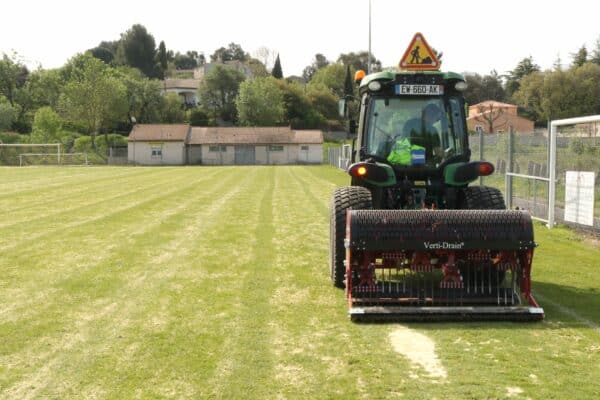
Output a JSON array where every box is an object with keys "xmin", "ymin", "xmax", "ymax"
[
  {"xmin": 0, "ymin": 96, "xmax": 16, "ymax": 131},
  {"xmin": 173, "ymin": 52, "xmax": 199, "ymax": 70},
  {"xmin": 591, "ymin": 37, "xmax": 600, "ymax": 65},
  {"xmin": 254, "ymin": 47, "xmax": 277, "ymax": 71},
  {"xmin": 505, "ymin": 56, "xmax": 540, "ymax": 99},
  {"xmin": 59, "ymin": 54, "xmax": 128, "ymax": 151},
  {"xmin": 31, "ymin": 107, "xmax": 62, "ymax": 143},
  {"xmin": 246, "ymin": 58, "xmax": 269, "ymax": 78},
  {"xmin": 162, "ymin": 93, "xmax": 185, "ymax": 123},
  {"xmin": 302, "ymin": 53, "xmax": 330, "ymax": 82},
  {"xmin": 236, "ymin": 77, "xmax": 284, "ymax": 126},
  {"xmin": 463, "ymin": 71, "xmax": 505, "ymax": 105},
  {"xmin": 89, "ymin": 46, "xmax": 115, "ymax": 65},
  {"xmin": 157, "ymin": 41, "xmax": 168, "ymax": 75},
  {"xmin": 343, "ymin": 64, "xmax": 353, "ymax": 97},
  {"xmin": 307, "ymin": 64, "xmax": 347, "ymax": 98},
  {"xmin": 473, "ymin": 102, "xmax": 507, "ymax": 134},
  {"xmin": 0, "ymin": 53, "xmax": 29, "ymax": 106},
  {"xmin": 571, "ymin": 45, "xmax": 588, "ymax": 68},
  {"xmin": 89, "ymin": 40, "xmax": 119, "ymax": 64},
  {"xmin": 337, "ymin": 51, "xmax": 382, "ymax": 73},
  {"xmin": 118, "ymin": 67, "xmax": 164, "ymax": 124},
  {"xmin": 511, "ymin": 72, "xmax": 545, "ymax": 121},
  {"xmin": 306, "ymin": 84, "xmax": 339, "ymax": 120},
  {"xmin": 210, "ymin": 43, "xmax": 248, "ymax": 63},
  {"xmin": 199, "ymin": 65, "xmax": 246, "ymax": 122},
  {"xmin": 274, "ymin": 80, "xmax": 323, "ymax": 128},
  {"xmin": 189, "ymin": 108, "xmax": 210, "ymax": 126},
  {"xmin": 116, "ymin": 24, "xmax": 157, "ymax": 77},
  {"xmin": 271, "ymin": 54, "xmax": 283, "ymax": 79}
]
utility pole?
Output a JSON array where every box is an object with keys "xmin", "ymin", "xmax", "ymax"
[{"xmin": 368, "ymin": 0, "xmax": 372, "ymax": 74}]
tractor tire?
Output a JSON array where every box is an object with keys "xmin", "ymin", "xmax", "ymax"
[
  {"xmin": 330, "ymin": 186, "xmax": 372, "ymax": 288},
  {"xmin": 461, "ymin": 186, "xmax": 506, "ymax": 210},
  {"xmin": 460, "ymin": 186, "xmax": 507, "ymax": 287}
]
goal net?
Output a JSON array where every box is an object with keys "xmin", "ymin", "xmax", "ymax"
[
  {"xmin": 18, "ymin": 152, "xmax": 89, "ymax": 166},
  {"xmin": 0, "ymin": 143, "xmax": 61, "ymax": 166}
]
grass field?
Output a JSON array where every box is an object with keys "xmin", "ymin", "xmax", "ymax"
[{"xmin": 1, "ymin": 166, "xmax": 599, "ymax": 399}]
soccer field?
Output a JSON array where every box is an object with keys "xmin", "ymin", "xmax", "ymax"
[{"xmin": 0, "ymin": 166, "xmax": 599, "ymax": 399}]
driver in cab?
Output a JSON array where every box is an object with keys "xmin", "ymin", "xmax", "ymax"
[{"xmin": 387, "ymin": 104, "xmax": 443, "ymax": 166}]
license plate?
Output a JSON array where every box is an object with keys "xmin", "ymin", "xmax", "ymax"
[{"xmin": 395, "ymin": 84, "xmax": 443, "ymax": 95}]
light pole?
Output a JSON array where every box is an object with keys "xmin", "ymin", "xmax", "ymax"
[{"xmin": 368, "ymin": 0, "xmax": 372, "ymax": 74}]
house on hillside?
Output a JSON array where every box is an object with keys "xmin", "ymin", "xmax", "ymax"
[
  {"xmin": 162, "ymin": 79, "xmax": 200, "ymax": 107},
  {"xmin": 466, "ymin": 101, "xmax": 534, "ymax": 134},
  {"xmin": 127, "ymin": 125, "xmax": 322, "ymax": 165},
  {"xmin": 193, "ymin": 60, "xmax": 254, "ymax": 80}
]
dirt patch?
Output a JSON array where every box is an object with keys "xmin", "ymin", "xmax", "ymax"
[
  {"xmin": 389, "ymin": 326, "xmax": 447, "ymax": 380},
  {"xmin": 506, "ymin": 386, "xmax": 524, "ymax": 397}
]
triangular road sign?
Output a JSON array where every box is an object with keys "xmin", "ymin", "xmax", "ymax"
[{"xmin": 399, "ymin": 32, "xmax": 440, "ymax": 71}]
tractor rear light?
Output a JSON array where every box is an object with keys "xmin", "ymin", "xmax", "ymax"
[
  {"xmin": 478, "ymin": 162, "xmax": 494, "ymax": 176},
  {"xmin": 348, "ymin": 162, "xmax": 389, "ymax": 182}
]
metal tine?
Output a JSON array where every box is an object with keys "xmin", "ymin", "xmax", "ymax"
[{"xmin": 496, "ymin": 266, "xmax": 501, "ymax": 306}]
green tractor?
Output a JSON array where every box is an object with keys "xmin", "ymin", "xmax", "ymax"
[{"xmin": 330, "ymin": 64, "xmax": 543, "ymax": 321}]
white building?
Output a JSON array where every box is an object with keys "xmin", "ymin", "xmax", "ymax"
[{"xmin": 128, "ymin": 125, "xmax": 323, "ymax": 166}]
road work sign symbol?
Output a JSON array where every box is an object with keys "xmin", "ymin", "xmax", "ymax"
[{"xmin": 399, "ymin": 32, "xmax": 440, "ymax": 71}]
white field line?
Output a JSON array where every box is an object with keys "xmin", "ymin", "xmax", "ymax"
[{"xmin": 535, "ymin": 292, "xmax": 600, "ymax": 334}]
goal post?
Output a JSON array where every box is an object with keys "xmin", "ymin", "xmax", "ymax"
[
  {"xmin": 0, "ymin": 143, "xmax": 61, "ymax": 166},
  {"xmin": 18, "ymin": 152, "xmax": 89, "ymax": 166},
  {"xmin": 548, "ymin": 115, "xmax": 600, "ymax": 228}
]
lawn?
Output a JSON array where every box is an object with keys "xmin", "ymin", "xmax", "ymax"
[{"xmin": 0, "ymin": 166, "xmax": 598, "ymax": 399}]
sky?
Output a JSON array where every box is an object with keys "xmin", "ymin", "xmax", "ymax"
[{"xmin": 1, "ymin": 0, "xmax": 599, "ymax": 77}]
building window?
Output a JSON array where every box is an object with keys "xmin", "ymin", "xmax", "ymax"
[
  {"xmin": 151, "ymin": 146, "xmax": 162, "ymax": 159},
  {"xmin": 300, "ymin": 145, "xmax": 309, "ymax": 151},
  {"xmin": 268, "ymin": 145, "xmax": 284, "ymax": 152},
  {"xmin": 209, "ymin": 145, "xmax": 227, "ymax": 152}
]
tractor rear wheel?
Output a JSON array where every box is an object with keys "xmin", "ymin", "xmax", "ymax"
[
  {"xmin": 461, "ymin": 186, "xmax": 506, "ymax": 209},
  {"xmin": 460, "ymin": 186, "xmax": 507, "ymax": 287},
  {"xmin": 330, "ymin": 186, "xmax": 372, "ymax": 288}
]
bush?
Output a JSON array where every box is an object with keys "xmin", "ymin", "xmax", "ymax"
[
  {"xmin": 570, "ymin": 138, "xmax": 585, "ymax": 155},
  {"xmin": 0, "ymin": 131, "xmax": 29, "ymax": 144},
  {"xmin": 189, "ymin": 108, "xmax": 210, "ymax": 126}
]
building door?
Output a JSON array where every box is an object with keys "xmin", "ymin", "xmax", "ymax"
[
  {"xmin": 299, "ymin": 145, "xmax": 309, "ymax": 163},
  {"xmin": 234, "ymin": 145, "xmax": 255, "ymax": 165}
]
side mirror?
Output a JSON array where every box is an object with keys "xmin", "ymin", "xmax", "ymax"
[{"xmin": 338, "ymin": 99, "xmax": 347, "ymax": 119}]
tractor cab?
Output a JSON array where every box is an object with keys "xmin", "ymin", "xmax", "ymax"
[{"xmin": 351, "ymin": 70, "xmax": 471, "ymax": 180}]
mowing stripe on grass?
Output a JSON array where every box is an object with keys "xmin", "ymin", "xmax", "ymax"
[
  {"xmin": 535, "ymin": 293, "xmax": 600, "ymax": 334},
  {"xmin": 1, "ymin": 168, "xmax": 260, "ymax": 398},
  {"xmin": 0, "ymin": 167, "xmax": 176, "ymax": 215},
  {"xmin": 0, "ymin": 168, "xmax": 228, "ymax": 251}
]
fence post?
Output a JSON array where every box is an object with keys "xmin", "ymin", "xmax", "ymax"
[
  {"xmin": 476, "ymin": 126, "xmax": 484, "ymax": 186},
  {"xmin": 505, "ymin": 126, "xmax": 513, "ymax": 209},
  {"xmin": 548, "ymin": 121, "xmax": 557, "ymax": 228}
]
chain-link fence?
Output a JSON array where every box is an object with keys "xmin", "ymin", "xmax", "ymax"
[
  {"xmin": 472, "ymin": 121, "xmax": 600, "ymax": 232},
  {"xmin": 326, "ymin": 144, "xmax": 351, "ymax": 169}
]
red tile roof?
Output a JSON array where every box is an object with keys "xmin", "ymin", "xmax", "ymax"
[
  {"xmin": 188, "ymin": 127, "xmax": 323, "ymax": 145},
  {"xmin": 128, "ymin": 124, "xmax": 190, "ymax": 142}
]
